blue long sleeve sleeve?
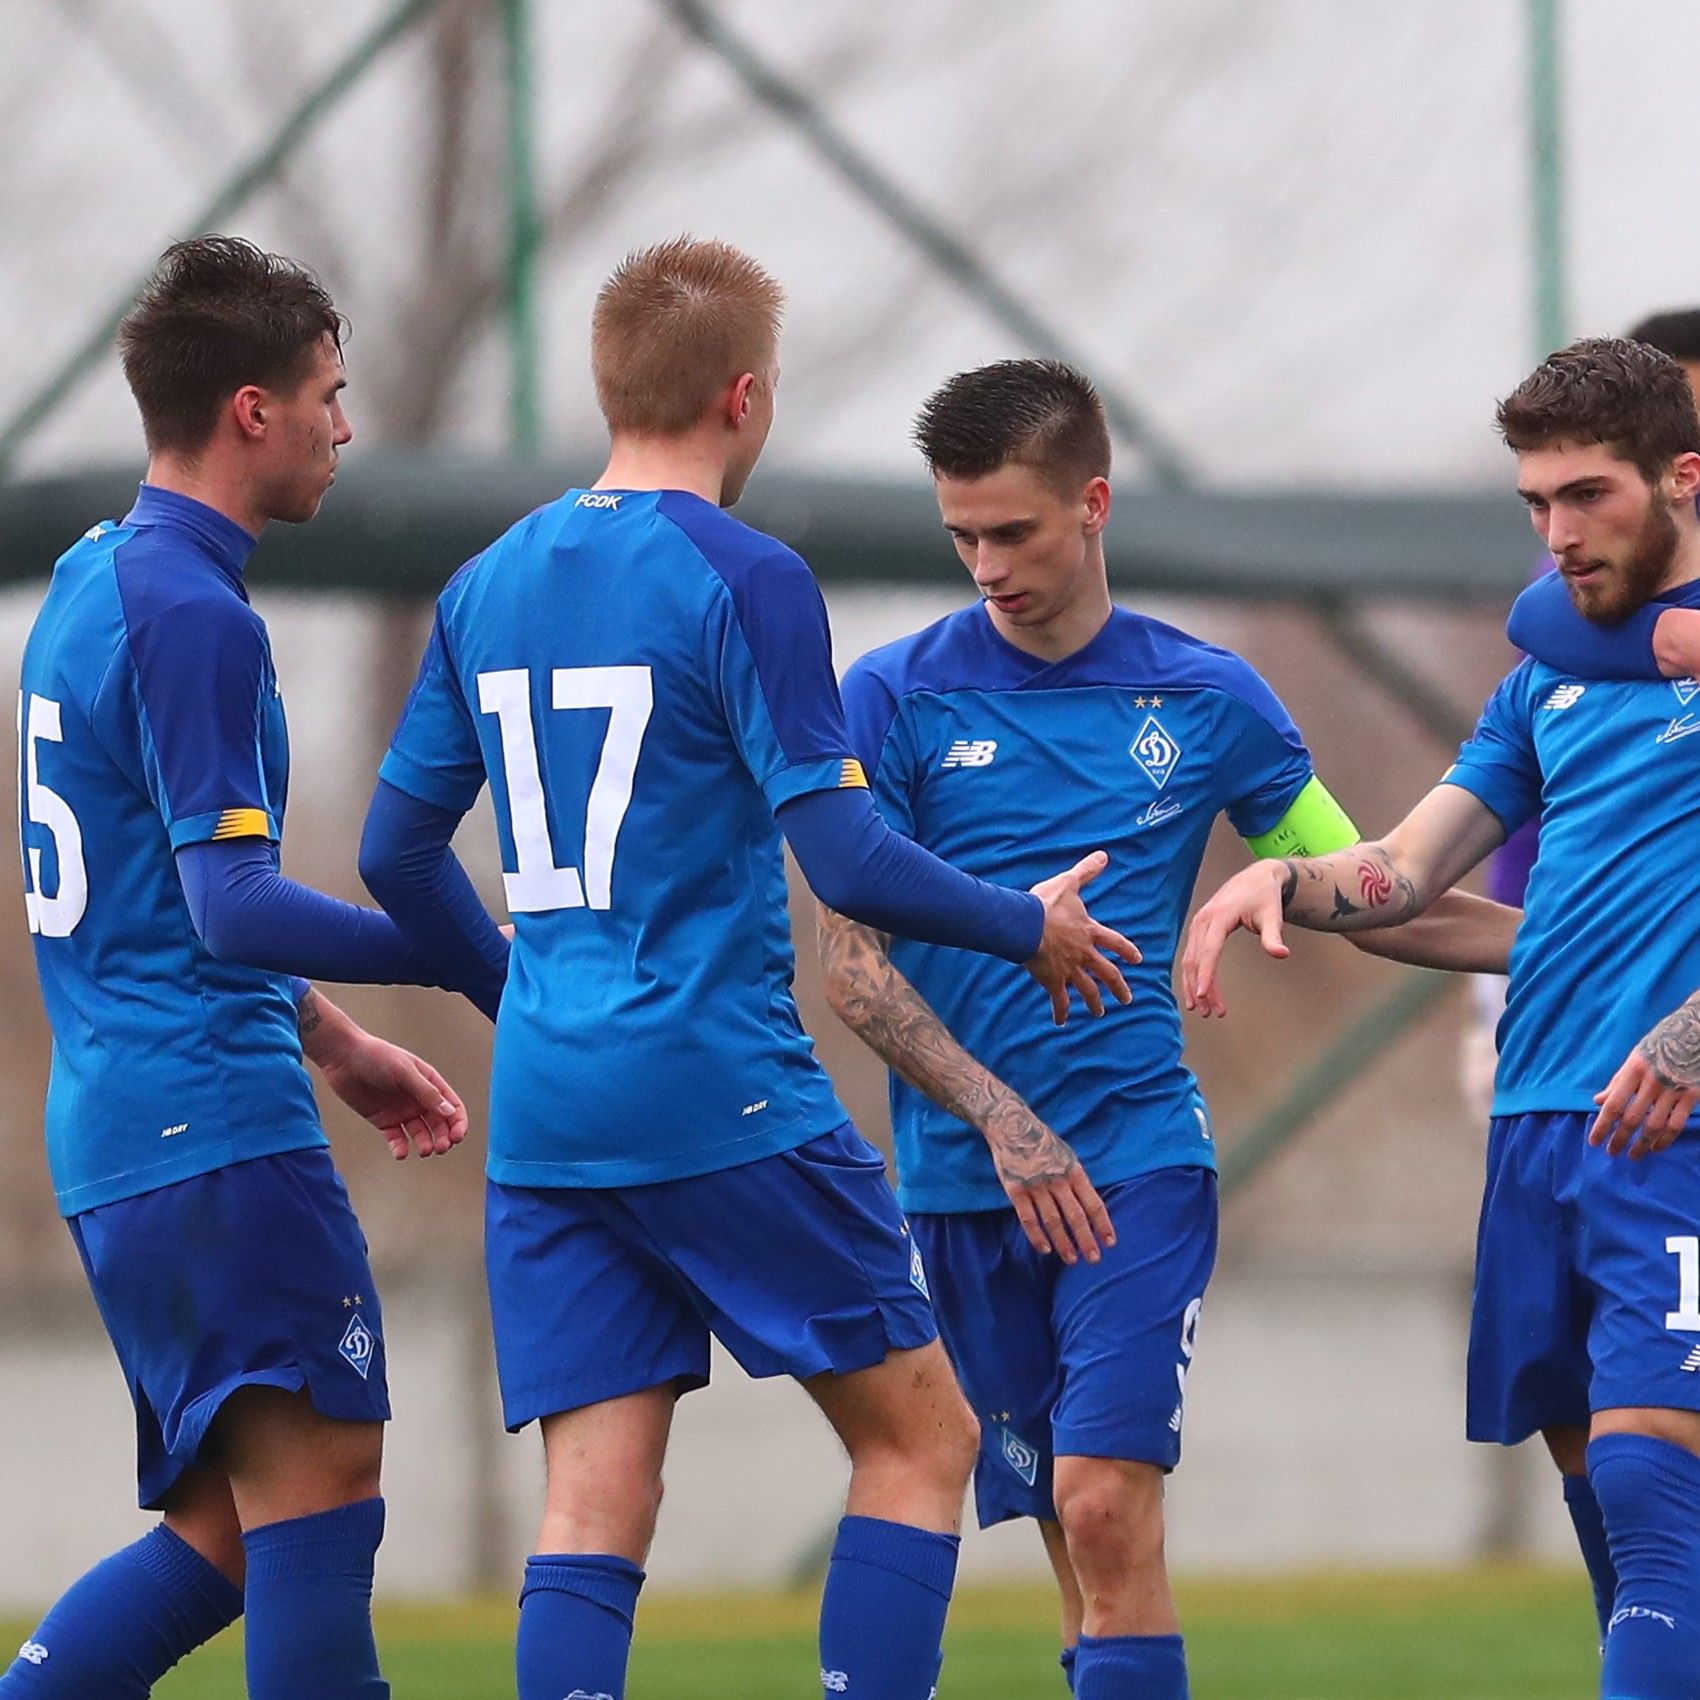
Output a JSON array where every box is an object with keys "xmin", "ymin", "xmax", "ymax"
[
  {"xmin": 777, "ymin": 785, "xmax": 1043, "ymax": 962},
  {"xmin": 176, "ymin": 838, "xmax": 444, "ymax": 989},
  {"xmin": 358, "ymin": 780, "xmax": 511, "ymax": 1022},
  {"xmin": 1507, "ymin": 570, "xmax": 1664, "ymax": 678}
]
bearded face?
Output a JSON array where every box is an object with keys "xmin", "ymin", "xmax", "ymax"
[{"xmin": 1561, "ymin": 490, "xmax": 1680, "ymax": 623}]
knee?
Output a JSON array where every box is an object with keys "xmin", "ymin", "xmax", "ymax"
[{"xmin": 1054, "ymin": 1461, "xmax": 1164, "ymax": 1580}]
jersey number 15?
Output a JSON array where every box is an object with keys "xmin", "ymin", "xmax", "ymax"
[{"xmin": 477, "ymin": 665, "xmax": 653, "ymax": 914}]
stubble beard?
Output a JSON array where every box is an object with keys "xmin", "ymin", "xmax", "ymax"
[{"xmin": 1568, "ymin": 497, "xmax": 1679, "ymax": 623}]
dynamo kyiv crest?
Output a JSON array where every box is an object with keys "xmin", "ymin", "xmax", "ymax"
[{"xmin": 1129, "ymin": 715, "xmax": 1182, "ymax": 790}]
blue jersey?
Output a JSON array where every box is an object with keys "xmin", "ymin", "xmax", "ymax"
[
  {"xmin": 380, "ymin": 487, "xmax": 865, "ymax": 1188},
  {"xmin": 17, "ymin": 486, "xmax": 322, "ymax": 1217},
  {"xmin": 1445, "ymin": 657, "xmax": 1700, "ymax": 1116},
  {"xmin": 842, "ymin": 604, "xmax": 1315, "ymax": 1213}
]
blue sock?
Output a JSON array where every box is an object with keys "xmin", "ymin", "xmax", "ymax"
[
  {"xmin": 1060, "ymin": 1642, "xmax": 1079, "ymax": 1692},
  {"xmin": 0, "ymin": 1524, "xmax": 241, "ymax": 1695},
  {"xmin": 1562, "ymin": 1471, "xmax": 1618, "ymax": 1643},
  {"xmin": 819, "ymin": 1516, "xmax": 959, "ymax": 1700},
  {"xmin": 241, "ymin": 1497, "xmax": 388, "ymax": 1700},
  {"xmin": 1589, "ymin": 1434, "xmax": 1700, "ymax": 1699},
  {"xmin": 516, "ymin": 1553, "xmax": 644, "ymax": 1700},
  {"xmin": 1074, "ymin": 1632, "xmax": 1189, "ymax": 1699}
]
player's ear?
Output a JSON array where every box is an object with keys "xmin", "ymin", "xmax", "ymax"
[
  {"xmin": 725, "ymin": 371, "xmax": 758, "ymax": 430},
  {"xmin": 1666, "ymin": 451, "xmax": 1700, "ymax": 509},
  {"xmin": 1081, "ymin": 476, "xmax": 1111, "ymax": 536},
  {"xmin": 231, "ymin": 385, "xmax": 268, "ymax": 442}
]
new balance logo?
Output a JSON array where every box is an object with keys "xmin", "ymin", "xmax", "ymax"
[
  {"xmin": 1681, "ymin": 1344, "xmax": 1700, "ymax": 1373},
  {"xmin": 565, "ymin": 1691, "xmax": 615, "ymax": 1699},
  {"xmin": 821, "ymin": 1672, "xmax": 850, "ymax": 1693},
  {"xmin": 574, "ymin": 492, "xmax": 622, "ymax": 510},
  {"xmin": 941, "ymin": 739, "xmax": 997, "ymax": 769},
  {"xmin": 16, "ymin": 1643, "xmax": 47, "ymax": 1667},
  {"xmin": 1542, "ymin": 683, "xmax": 1587, "ymax": 711}
]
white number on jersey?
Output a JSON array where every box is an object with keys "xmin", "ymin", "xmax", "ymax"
[
  {"xmin": 1667, "ymin": 1236, "xmax": 1700, "ymax": 1331},
  {"xmin": 17, "ymin": 691, "xmax": 89, "ymax": 938},
  {"xmin": 477, "ymin": 665, "xmax": 653, "ymax": 914}
]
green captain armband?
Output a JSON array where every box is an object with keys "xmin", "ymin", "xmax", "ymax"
[{"xmin": 1242, "ymin": 776, "xmax": 1360, "ymax": 860}]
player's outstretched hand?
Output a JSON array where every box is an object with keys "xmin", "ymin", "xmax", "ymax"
[
  {"xmin": 1590, "ymin": 1000, "xmax": 1700, "ymax": 1158},
  {"xmin": 987, "ymin": 1100, "xmax": 1115, "ymax": 1264},
  {"xmin": 1181, "ymin": 861, "xmax": 1290, "ymax": 1019},
  {"xmin": 1025, "ymin": 852, "xmax": 1140, "ymax": 1026},
  {"xmin": 321, "ymin": 1034, "xmax": 470, "ymax": 1162}
]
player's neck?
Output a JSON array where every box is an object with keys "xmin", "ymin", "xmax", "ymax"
[
  {"xmin": 597, "ymin": 433, "xmax": 731, "ymax": 507},
  {"xmin": 1658, "ymin": 519, "xmax": 1700, "ymax": 595},
  {"xmin": 142, "ymin": 454, "xmax": 266, "ymax": 540},
  {"xmin": 986, "ymin": 578, "xmax": 1114, "ymax": 664}
]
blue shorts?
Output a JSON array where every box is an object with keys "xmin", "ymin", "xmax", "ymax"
[
  {"xmin": 1470, "ymin": 1112, "xmax": 1700, "ymax": 1444},
  {"xmin": 68, "ymin": 1148, "xmax": 391, "ymax": 1509},
  {"xmin": 485, "ymin": 1121, "xmax": 937, "ymax": 1429},
  {"xmin": 911, "ymin": 1165, "xmax": 1217, "ymax": 1528}
]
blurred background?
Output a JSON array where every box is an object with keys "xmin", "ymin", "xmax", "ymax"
[{"xmin": 0, "ymin": 0, "xmax": 1694, "ymax": 1661}]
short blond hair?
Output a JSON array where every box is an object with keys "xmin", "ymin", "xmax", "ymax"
[{"xmin": 591, "ymin": 237, "xmax": 785, "ymax": 436}]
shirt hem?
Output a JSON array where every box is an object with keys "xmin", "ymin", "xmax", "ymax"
[
  {"xmin": 486, "ymin": 1110, "xmax": 844, "ymax": 1190},
  {"xmin": 57, "ymin": 1126, "xmax": 328, "ymax": 1218}
]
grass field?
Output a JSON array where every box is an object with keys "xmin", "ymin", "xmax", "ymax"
[{"xmin": 7, "ymin": 1564, "xmax": 1602, "ymax": 1697}]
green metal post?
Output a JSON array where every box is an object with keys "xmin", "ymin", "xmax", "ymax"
[
  {"xmin": 503, "ymin": 0, "xmax": 542, "ymax": 453},
  {"xmin": 1526, "ymin": 0, "xmax": 1568, "ymax": 360},
  {"xmin": 0, "ymin": 0, "xmax": 444, "ymax": 480}
]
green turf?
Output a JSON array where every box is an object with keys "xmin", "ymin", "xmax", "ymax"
[{"xmin": 6, "ymin": 1565, "xmax": 1602, "ymax": 1697}]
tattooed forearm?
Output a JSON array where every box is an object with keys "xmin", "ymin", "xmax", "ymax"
[
  {"xmin": 297, "ymin": 987, "xmax": 323, "ymax": 1038},
  {"xmin": 1638, "ymin": 992, "xmax": 1700, "ymax": 1090},
  {"xmin": 815, "ymin": 906, "xmax": 1078, "ymax": 1186},
  {"xmin": 1278, "ymin": 846, "xmax": 1424, "ymax": 932}
]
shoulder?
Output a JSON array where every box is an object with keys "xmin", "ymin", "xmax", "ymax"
[
  {"xmin": 653, "ymin": 491, "xmax": 813, "ymax": 602},
  {"xmin": 1097, "ymin": 609, "xmax": 1293, "ymax": 730},
  {"xmin": 844, "ymin": 606, "xmax": 997, "ymax": 704},
  {"xmin": 111, "ymin": 530, "xmax": 265, "ymax": 647}
]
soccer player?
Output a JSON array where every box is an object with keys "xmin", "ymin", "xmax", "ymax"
[
  {"xmin": 357, "ymin": 239, "xmax": 1138, "ymax": 1700},
  {"xmin": 815, "ymin": 359, "xmax": 1519, "ymax": 1699},
  {"xmin": 5, "ymin": 238, "xmax": 496, "ymax": 1700},
  {"xmin": 1183, "ymin": 338, "xmax": 1700, "ymax": 1700},
  {"xmin": 1462, "ymin": 308, "xmax": 1700, "ymax": 1122}
]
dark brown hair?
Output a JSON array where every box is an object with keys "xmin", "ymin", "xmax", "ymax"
[
  {"xmin": 591, "ymin": 237, "xmax": 785, "ymax": 436},
  {"xmin": 913, "ymin": 359, "xmax": 1111, "ymax": 494},
  {"xmin": 1629, "ymin": 308, "xmax": 1700, "ymax": 364},
  {"xmin": 118, "ymin": 236, "xmax": 344, "ymax": 455},
  {"xmin": 1496, "ymin": 336, "xmax": 1700, "ymax": 481}
]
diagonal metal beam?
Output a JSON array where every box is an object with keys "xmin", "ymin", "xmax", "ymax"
[
  {"xmin": 0, "ymin": 0, "xmax": 445, "ymax": 480},
  {"xmin": 659, "ymin": 0, "xmax": 1191, "ymax": 488}
]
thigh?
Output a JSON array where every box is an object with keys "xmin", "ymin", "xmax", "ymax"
[
  {"xmin": 1467, "ymin": 1113, "xmax": 1591, "ymax": 1444},
  {"xmin": 616, "ymin": 1123, "xmax": 937, "ymax": 1383},
  {"xmin": 69, "ymin": 1149, "xmax": 392, "ymax": 1510},
  {"xmin": 911, "ymin": 1208, "xmax": 1060, "ymax": 1528},
  {"xmin": 485, "ymin": 1179, "xmax": 711, "ymax": 1430},
  {"xmin": 213, "ymin": 1385, "xmax": 384, "ymax": 1529},
  {"xmin": 1578, "ymin": 1131, "xmax": 1700, "ymax": 1418},
  {"xmin": 1051, "ymin": 1167, "xmax": 1218, "ymax": 1471}
]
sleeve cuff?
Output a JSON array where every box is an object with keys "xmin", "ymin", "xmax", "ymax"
[
  {"xmin": 168, "ymin": 806, "xmax": 280, "ymax": 849},
  {"xmin": 1437, "ymin": 768, "xmax": 1531, "ymax": 840},
  {"xmin": 760, "ymin": 754, "xmax": 866, "ymax": 812},
  {"xmin": 378, "ymin": 747, "xmax": 485, "ymax": 813}
]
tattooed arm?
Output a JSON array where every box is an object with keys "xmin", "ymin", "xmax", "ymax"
[
  {"xmin": 816, "ymin": 902, "xmax": 1114, "ymax": 1263},
  {"xmin": 1182, "ymin": 784, "xmax": 1508, "ymax": 1017},
  {"xmin": 1589, "ymin": 992, "xmax": 1700, "ymax": 1160}
]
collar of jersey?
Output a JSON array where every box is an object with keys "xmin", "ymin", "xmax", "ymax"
[
  {"xmin": 971, "ymin": 600, "xmax": 1129, "ymax": 687},
  {"xmin": 124, "ymin": 484, "xmax": 258, "ymax": 584}
]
